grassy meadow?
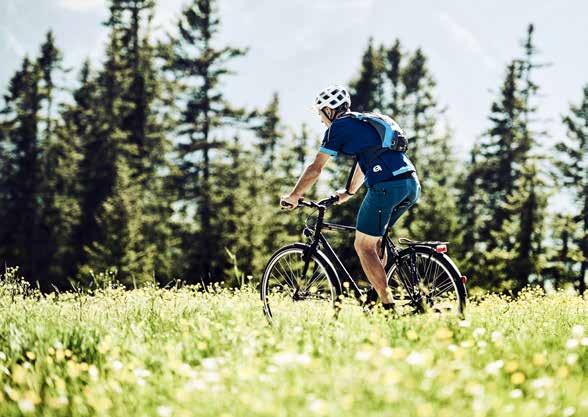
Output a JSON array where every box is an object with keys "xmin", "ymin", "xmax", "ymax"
[{"xmin": 0, "ymin": 274, "xmax": 586, "ymax": 417}]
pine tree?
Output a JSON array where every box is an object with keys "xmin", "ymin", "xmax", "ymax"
[
  {"xmin": 544, "ymin": 214, "xmax": 581, "ymax": 289},
  {"xmin": 36, "ymin": 32, "xmax": 82, "ymax": 289},
  {"xmin": 401, "ymin": 48, "xmax": 439, "ymax": 175},
  {"xmin": 253, "ymin": 92, "xmax": 283, "ymax": 170},
  {"xmin": 72, "ymin": 0, "xmax": 175, "ymax": 285},
  {"xmin": 397, "ymin": 48, "xmax": 457, "ymax": 240},
  {"xmin": 478, "ymin": 61, "xmax": 524, "ymax": 249},
  {"xmin": 0, "ymin": 56, "xmax": 43, "ymax": 282},
  {"xmin": 456, "ymin": 142, "xmax": 488, "ymax": 270},
  {"xmin": 349, "ymin": 38, "xmax": 385, "ymax": 112},
  {"xmin": 508, "ymin": 25, "xmax": 549, "ymax": 290},
  {"xmin": 555, "ymin": 84, "xmax": 588, "ymax": 294},
  {"xmin": 164, "ymin": 0, "xmax": 247, "ymax": 282},
  {"xmin": 38, "ymin": 30, "xmax": 62, "ymax": 142},
  {"xmin": 460, "ymin": 24, "xmax": 549, "ymax": 291},
  {"xmin": 68, "ymin": 61, "xmax": 118, "ymax": 281},
  {"xmin": 384, "ymin": 39, "xmax": 403, "ymax": 118}
]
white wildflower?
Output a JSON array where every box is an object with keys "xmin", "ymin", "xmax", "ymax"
[
  {"xmin": 111, "ymin": 360, "xmax": 123, "ymax": 371},
  {"xmin": 201, "ymin": 357, "xmax": 218, "ymax": 370},
  {"xmin": 566, "ymin": 353, "xmax": 578, "ymax": 365},
  {"xmin": 308, "ymin": 398, "xmax": 328, "ymax": 415},
  {"xmin": 296, "ymin": 353, "xmax": 311, "ymax": 365},
  {"xmin": 203, "ymin": 371, "xmax": 220, "ymax": 383},
  {"xmin": 157, "ymin": 406, "xmax": 173, "ymax": 417},
  {"xmin": 88, "ymin": 365, "xmax": 99, "ymax": 380},
  {"xmin": 134, "ymin": 368, "xmax": 151, "ymax": 378},
  {"xmin": 510, "ymin": 389, "xmax": 523, "ymax": 399},
  {"xmin": 354, "ymin": 350, "xmax": 372, "ymax": 362},
  {"xmin": 473, "ymin": 327, "xmax": 486, "ymax": 338},
  {"xmin": 563, "ymin": 406, "xmax": 576, "ymax": 417},
  {"xmin": 380, "ymin": 346, "xmax": 394, "ymax": 358},
  {"xmin": 425, "ymin": 369, "xmax": 437, "ymax": 379},
  {"xmin": 565, "ymin": 339, "xmax": 579, "ymax": 350},
  {"xmin": 458, "ymin": 320, "xmax": 471, "ymax": 328},
  {"xmin": 581, "ymin": 337, "xmax": 588, "ymax": 346},
  {"xmin": 0, "ymin": 352, "xmax": 6, "ymax": 361},
  {"xmin": 184, "ymin": 379, "xmax": 206, "ymax": 392},
  {"xmin": 273, "ymin": 351, "xmax": 309, "ymax": 366},
  {"xmin": 18, "ymin": 399, "xmax": 35, "ymax": 413},
  {"xmin": 406, "ymin": 351, "xmax": 425, "ymax": 366},
  {"xmin": 491, "ymin": 331, "xmax": 503, "ymax": 343},
  {"xmin": 571, "ymin": 325, "xmax": 584, "ymax": 338},
  {"xmin": 531, "ymin": 377, "xmax": 553, "ymax": 389},
  {"xmin": 484, "ymin": 360, "xmax": 504, "ymax": 375}
]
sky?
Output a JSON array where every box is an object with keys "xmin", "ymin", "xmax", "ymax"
[{"xmin": 1, "ymin": 0, "xmax": 587, "ymax": 161}]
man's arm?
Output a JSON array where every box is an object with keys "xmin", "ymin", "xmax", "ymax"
[
  {"xmin": 347, "ymin": 162, "xmax": 365, "ymax": 194},
  {"xmin": 280, "ymin": 152, "xmax": 330, "ymax": 209},
  {"xmin": 335, "ymin": 162, "xmax": 365, "ymax": 204},
  {"xmin": 290, "ymin": 152, "xmax": 330, "ymax": 198}
]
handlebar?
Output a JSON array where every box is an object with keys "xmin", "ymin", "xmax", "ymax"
[{"xmin": 280, "ymin": 195, "xmax": 339, "ymax": 210}]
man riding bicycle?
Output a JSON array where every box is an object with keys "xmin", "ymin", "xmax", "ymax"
[{"xmin": 280, "ymin": 85, "xmax": 421, "ymax": 310}]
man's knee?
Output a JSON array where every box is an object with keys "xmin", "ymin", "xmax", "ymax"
[{"xmin": 354, "ymin": 234, "xmax": 377, "ymax": 257}]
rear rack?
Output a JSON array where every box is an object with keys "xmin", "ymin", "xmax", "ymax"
[{"xmin": 398, "ymin": 238, "xmax": 450, "ymax": 246}]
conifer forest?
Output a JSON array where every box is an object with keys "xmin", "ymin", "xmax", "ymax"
[{"xmin": 0, "ymin": 0, "xmax": 586, "ymax": 295}]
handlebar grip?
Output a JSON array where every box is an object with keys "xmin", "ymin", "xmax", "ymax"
[
  {"xmin": 280, "ymin": 197, "xmax": 305, "ymax": 209},
  {"xmin": 318, "ymin": 194, "xmax": 339, "ymax": 207}
]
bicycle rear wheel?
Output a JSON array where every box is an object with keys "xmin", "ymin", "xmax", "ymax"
[
  {"xmin": 260, "ymin": 243, "xmax": 341, "ymax": 325},
  {"xmin": 386, "ymin": 246, "xmax": 466, "ymax": 316}
]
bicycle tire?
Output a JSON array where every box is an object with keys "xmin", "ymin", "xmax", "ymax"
[
  {"xmin": 387, "ymin": 245, "xmax": 467, "ymax": 317},
  {"xmin": 260, "ymin": 243, "xmax": 341, "ymax": 324}
]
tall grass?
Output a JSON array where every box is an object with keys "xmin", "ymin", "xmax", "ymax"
[{"xmin": 0, "ymin": 269, "xmax": 586, "ymax": 417}]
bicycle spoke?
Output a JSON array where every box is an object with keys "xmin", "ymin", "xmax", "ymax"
[
  {"xmin": 271, "ymin": 261, "xmax": 290, "ymax": 286},
  {"xmin": 284, "ymin": 256, "xmax": 300, "ymax": 288},
  {"xmin": 302, "ymin": 262, "xmax": 326, "ymax": 293},
  {"xmin": 273, "ymin": 261, "xmax": 297, "ymax": 292},
  {"xmin": 387, "ymin": 249, "xmax": 463, "ymax": 316},
  {"xmin": 262, "ymin": 247, "xmax": 336, "ymax": 323},
  {"xmin": 428, "ymin": 279, "xmax": 455, "ymax": 300},
  {"xmin": 431, "ymin": 262, "xmax": 443, "ymax": 288}
]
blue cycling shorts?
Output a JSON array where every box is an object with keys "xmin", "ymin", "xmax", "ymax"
[{"xmin": 356, "ymin": 174, "xmax": 421, "ymax": 237}]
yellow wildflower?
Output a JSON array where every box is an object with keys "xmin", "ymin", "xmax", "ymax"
[
  {"xmin": 12, "ymin": 365, "xmax": 27, "ymax": 385},
  {"xmin": 435, "ymin": 328, "xmax": 453, "ymax": 341},
  {"xmin": 532, "ymin": 353, "xmax": 546, "ymax": 367},
  {"xmin": 505, "ymin": 361, "xmax": 518, "ymax": 373},
  {"xmin": 407, "ymin": 330, "xmax": 418, "ymax": 341},
  {"xmin": 511, "ymin": 372, "xmax": 525, "ymax": 385}
]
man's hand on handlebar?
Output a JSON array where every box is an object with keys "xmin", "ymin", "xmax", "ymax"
[
  {"xmin": 334, "ymin": 188, "xmax": 353, "ymax": 205},
  {"xmin": 280, "ymin": 194, "xmax": 340, "ymax": 210},
  {"xmin": 280, "ymin": 193, "xmax": 302, "ymax": 210}
]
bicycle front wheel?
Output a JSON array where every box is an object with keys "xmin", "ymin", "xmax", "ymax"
[
  {"xmin": 260, "ymin": 243, "xmax": 340, "ymax": 325},
  {"xmin": 387, "ymin": 246, "xmax": 467, "ymax": 317}
]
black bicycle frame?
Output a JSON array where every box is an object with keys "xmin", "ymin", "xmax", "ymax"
[{"xmin": 301, "ymin": 205, "xmax": 394, "ymax": 299}]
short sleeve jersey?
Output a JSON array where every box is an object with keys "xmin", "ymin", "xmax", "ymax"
[{"xmin": 319, "ymin": 115, "xmax": 416, "ymax": 186}]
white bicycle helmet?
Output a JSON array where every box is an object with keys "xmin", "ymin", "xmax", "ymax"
[{"xmin": 314, "ymin": 85, "xmax": 351, "ymax": 112}]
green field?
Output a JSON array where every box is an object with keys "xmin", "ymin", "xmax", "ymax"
[{"xmin": 0, "ymin": 277, "xmax": 586, "ymax": 417}]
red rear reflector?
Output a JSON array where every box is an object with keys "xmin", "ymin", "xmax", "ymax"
[
  {"xmin": 435, "ymin": 245, "xmax": 447, "ymax": 253},
  {"xmin": 461, "ymin": 276, "xmax": 468, "ymax": 284}
]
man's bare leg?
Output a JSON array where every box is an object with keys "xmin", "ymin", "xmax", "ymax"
[{"xmin": 355, "ymin": 231, "xmax": 393, "ymax": 304}]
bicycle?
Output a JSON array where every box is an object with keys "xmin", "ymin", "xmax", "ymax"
[{"xmin": 260, "ymin": 196, "xmax": 468, "ymax": 324}]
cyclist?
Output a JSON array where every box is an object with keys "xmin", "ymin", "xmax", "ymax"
[{"xmin": 280, "ymin": 85, "xmax": 421, "ymax": 310}]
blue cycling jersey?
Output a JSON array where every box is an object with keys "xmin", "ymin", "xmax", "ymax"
[{"xmin": 319, "ymin": 115, "xmax": 416, "ymax": 186}]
